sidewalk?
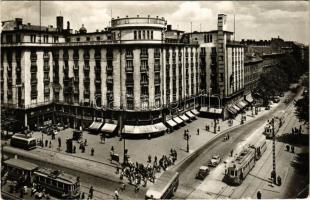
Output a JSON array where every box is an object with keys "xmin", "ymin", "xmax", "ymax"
[{"xmin": 29, "ymin": 104, "xmax": 277, "ymax": 169}]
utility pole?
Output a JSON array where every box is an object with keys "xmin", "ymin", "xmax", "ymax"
[
  {"xmin": 185, "ymin": 132, "xmax": 191, "ymax": 153},
  {"xmin": 214, "ymin": 118, "xmax": 217, "ymax": 134},
  {"xmin": 271, "ymin": 118, "xmax": 277, "ymax": 184}
]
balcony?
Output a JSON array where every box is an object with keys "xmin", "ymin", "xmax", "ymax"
[
  {"xmin": 155, "ymin": 79, "xmax": 160, "ymax": 85},
  {"xmin": 31, "ymin": 55, "xmax": 37, "ymax": 61},
  {"xmin": 74, "ymin": 65, "xmax": 79, "ymax": 70},
  {"xmin": 73, "ymin": 55, "xmax": 79, "ymax": 60},
  {"xmin": 95, "ymin": 78, "xmax": 101, "ymax": 84},
  {"xmin": 126, "ymin": 66, "xmax": 133, "ymax": 73},
  {"xmin": 44, "ymin": 77, "xmax": 50, "ymax": 82},
  {"xmin": 141, "ymin": 80, "xmax": 148, "ymax": 85},
  {"xmin": 155, "ymin": 93, "xmax": 161, "ymax": 99},
  {"xmin": 31, "ymin": 79, "xmax": 37, "ymax": 84},
  {"xmin": 125, "ymin": 54, "xmax": 133, "ymax": 59},
  {"xmin": 73, "ymin": 88, "xmax": 79, "ymax": 94},
  {"xmin": 7, "ymin": 78, "xmax": 12, "ymax": 84},
  {"xmin": 16, "ymin": 79, "xmax": 21, "ymax": 85},
  {"xmin": 107, "ymin": 78, "xmax": 113, "ymax": 84},
  {"xmin": 141, "ymin": 94, "xmax": 149, "ymax": 100},
  {"xmin": 43, "ymin": 54, "xmax": 50, "ymax": 59},
  {"xmin": 84, "ymin": 55, "xmax": 90, "ymax": 60},
  {"xmin": 44, "ymin": 88, "xmax": 50, "ymax": 94},
  {"xmin": 154, "ymin": 53, "xmax": 160, "ymax": 58},
  {"xmin": 140, "ymin": 53, "xmax": 148, "ymax": 58},
  {"xmin": 126, "ymin": 93, "xmax": 134, "ymax": 99},
  {"xmin": 74, "ymin": 77, "xmax": 79, "ymax": 83},
  {"xmin": 107, "ymin": 55, "xmax": 113, "ymax": 60},
  {"xmin": 140, "ymin": 67, "xmax": 148, "ymax": 73},
  {"xmin": 44, "ymin": 66, "xmax": 49, "ymax": 71},
  {"xmin": 107, "ymin": 66, "xmax": 113, "ymax": 71},
  {"xmin": 95, "ymin": 54, "xmax": 101, "ymax": 60},
  {"xmin": 63, "ymin": 78, "xmax": 70, "ymax": 83}
]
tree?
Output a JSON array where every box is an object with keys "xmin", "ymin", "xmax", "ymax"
[{"xmin": 295, "ymin": 75, "xmax": 309, "ymax": 124}]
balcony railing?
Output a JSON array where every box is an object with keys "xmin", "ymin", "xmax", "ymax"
[
  {"xmin": 107, "ymin": 66, "xmax": 113, "ymax": 71},
  {"xmin": 84, "ymin": 77, "xmax": 90, "ymax": 82},
  {"xmin": 44, "ymin": 88, "xmax": 50, "ymax": 94},
  {"xmin": 155, "ymin": 79, "xmax": 160, "ymax": 85},
  {"xmin": 84, "ymin": 65, "xmax": 90, "ymax": 70},
  {"xmin": 126, "ymin": 54, "xmax": 133, "ymax": 59},
  {"xmin": 31, "ymin": 79, "xmax": 37, "ymax": 84},
  {"xmin": 155, "ymin": 94, "xmax": 161, "ymax": 99},
  {"xmin": 95, "ymin": 79, "xmax": 101, "ymax": 83},
  {"xmin": 140, "ymin": 67, "xmax": 148, "ymax": 73},
  {"xmin": 154, "ymin": 53, "xmax": 160, "ymax": 58},
  {"xmin": 126, "ymin": 66, "xmax": 133, "ymax": 72},
  {"xmin": 141, "ymin": 80, "xmax": 148, "ymax": 85},
  {"xmin": 44, "ymin": 77, "xmax": 50, "ymax": 82},
  {"xmin": 31, "ymin": 67, "xmax": 37, "ymax": 72},
  {"xmin": 44, "ymin": 66, "xmax": 49, "ymax": 71},
  {"xmin": 107, "ymin": 78, "xmax": 113, "ymax": 84},
  {"xmin": 84, "ymin": 90, "xmax": 90, "ymax": 95},
  {"xmin": 43, "ymin": 54, "xmax": 50, "ymax": 59},
  {"xmin": 140, "ymin": 53, "xmax": 148, "ymax": 58},
  {"xmin": 126, "ymin": 79, "xmax": 134, "ymax": 86}
]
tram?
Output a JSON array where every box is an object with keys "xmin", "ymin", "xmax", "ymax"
[
  {"xmin": 225, "ymin": 148, "xmax": 256, "ymax": 185},
  {"xmin": 10, "ymin": 133, "xmax": 37, "ymax": 150},
  {"xmin": 264, "ymin": 111, "xmax": 285, "ymax": 139},
  {"xmin": 250, "ymin": 137, "xmax": 267, "ymax": 160},
  {"xmin": 1, "ymin": 158, "xmax": 80, "ymax": 199}
]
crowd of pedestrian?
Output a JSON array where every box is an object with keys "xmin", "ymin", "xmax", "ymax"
[{"xmin": 117, "ymin": 148, "xmax": 178, "ymax": 193}]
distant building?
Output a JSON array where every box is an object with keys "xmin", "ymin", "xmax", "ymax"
[{"xmin": 244, "ymin": 54, "xmax": 263, "ymax": 93}]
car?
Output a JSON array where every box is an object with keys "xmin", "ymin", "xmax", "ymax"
[
  {"xmin": 273, "ymin": 96, "xmax": 280, "ymax": 103},
  {"xmin": 208, "ymin": 155, "xmax": 221, "ymax": 167},
  {"xmin": 279, "ymin": 92, "xmax": 284, "ymax": 97},
  {"xmin": 265, "ymin": 105, "xmax": 270, "ymax": 110},
  {"xmin": 195, "ymin": 166, "xmax": 209, "ymax": 180}
]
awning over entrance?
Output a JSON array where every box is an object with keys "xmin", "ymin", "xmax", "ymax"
[
  {"xmin": 245, "ymin": 94, "xmax": 254, "ymax": 103},
  {"xmin": 191, "ymin": 109, "xmax": 200, "ymax": 115},
  {"xmin": 199, "ymin": 107, "xmax": 222, "ymax": 114},
  {"xmin": 227, "ymin": 106, "xmax": 237, "ymax": 115},
  {"xmin": 180, "ymin": 114, "xmax": 190, "ymax": 122},
  {"xmin": 123, "ymin": 123, "xmax": 167, "ymax": 135},
  {"xmin": 166, "ymin": 119, "xmax": 177, "ymax": 128},
  {"xmin": 89, "ymin": 121, "xmax": 104, "ymax": 131},
  {"xmin": 173, "ymin": 117, "xmax": 183, "ymax": 124},
  {"xmin": 101, "ymin": 123, "xmax": 117, "ymax": 133},
  {"xmin": 185, "ymin": 111, "xmax": 195, "ymax": 119},
  {"xmin": 232, "ymin": 105, "xmax": 240, "ymax": 112}
]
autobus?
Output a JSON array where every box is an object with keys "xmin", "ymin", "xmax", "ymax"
[
  {"xmin": 10, "ymin": 133, "xmax": 37, "ymax": 150},
  {"xmin": 33, "ymin": 168, "xmax": 80, "ymax": 199},
  {"xmin": 225, "ymin": 148, "xmax": 256, "ymax": 185},
  {"xmin": 250, "ymin": 137, "xmax": 267, "ymax": 160},
  {"xmin": 145, "ymin": 171, "xmax": 179, "ymax": 199}
]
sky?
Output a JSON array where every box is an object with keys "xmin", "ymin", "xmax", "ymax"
[{"xmin": 1, "ymin": 1, "xmax": 309, "ymax": 44}]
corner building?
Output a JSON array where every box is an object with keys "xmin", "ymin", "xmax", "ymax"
[{"xmin": 1, "ymin": 16, "xmax": 200, "ymax": 131}]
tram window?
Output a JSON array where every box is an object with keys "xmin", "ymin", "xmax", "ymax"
[
  {"xmin": 58, "ymin": 182, "xmax": 64, "ymax": 189},
  {"xmin": 42, "ymin": 177, "xmax": 46, "ymax": 183},
  {"xmin": 230, "ymin": 170, "xmax": 234, "ymax": 176},
  {"xmin": 52, "ymin": 180, "xmax": 57, "ymax": 186},
  {"xmin": 46, "ymin": 178, "xmax": 51, "ymax": 185},
  {"xmin": 64, "ymin": 184, "xmax": 69, "ymax": 191}
]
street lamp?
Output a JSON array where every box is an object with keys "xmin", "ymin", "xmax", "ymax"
[
  {"xmin": 184, "ymin": 132, "xmax": 191, "ymax": 153},
  {"xmin": 271, "ymin": 118, "xmax": 277, "ymax": 184},
  {"xmin": 208, "ymin": 88, "xmax": 212, "ymax": 110}
]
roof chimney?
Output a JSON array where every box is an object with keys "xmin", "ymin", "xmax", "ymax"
[
  {"xmin": 67, "ymin": 21, "xmax": 70, "ymax": 30},
  {"xmin": 56, "ymin": 16, "xmax": 63, "ymax": 31}
]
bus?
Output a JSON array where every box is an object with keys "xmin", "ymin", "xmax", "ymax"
[
  {"xmin": 145, "ymin": 171, "xmax": 179, "ymax": 199},
  {"xmin": 33, "ymin": 168, "xmax": 80, "ymax": 199},
  {"xmin": 250, "ymin": 137, "xmax": 267, "ymax": 160},
  {"xmin": 225, "ymin": 148, "xmax": 256, "ymax": 185},
  {"xmin": 10, "ymin": 133, "xmax": 37, "ymax": 150}
]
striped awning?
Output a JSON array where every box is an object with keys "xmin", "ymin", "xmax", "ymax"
[
  {"xmin": 232, "ymin": 105, "xmax": 240, "ymax": 112},
  {"xmin": 245, "ymin": 94, "xmax": 254, "ymax": 103},
  {"xmin": 185, "ymin": 111, "xmax": 195, "ymax": 119},
  {"xmin": 227, "ymin": 106, "xmax": 237, "ymax": 115},
  {"xmin": 191, "ymin": 109, "xmax": 200, "ymax": 115},
  {"xmin": 166, "ymin": 119, "xmax": 177, "ymax": 127},
  {"xmin": 101, "ymin": 123, "xmax": 117, "ymax": 133},
  {"xmin": 180, "ymin": 114, "xmax": 190, "ymax": 122},
  {"xmin": 173, "ymin": 117, "xmax": 183, "ymax": 124},
  {"xmin": 123, "ymin": 123, "xmax": 167, "ymax": 135},
  {"xmin": 89, "ymin": 121, "xmax": 103, "ymax": 131}
]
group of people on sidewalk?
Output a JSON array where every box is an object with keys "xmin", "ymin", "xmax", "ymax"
[{"xmin": 115, "ymin": 148, "xmax": 178, "ymax": 198}]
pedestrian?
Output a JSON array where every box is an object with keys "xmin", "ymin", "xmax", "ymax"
[
  {"xmin": 291, "ymin": 145, "xmax": 295, "ymax": 153},
  {"xmin": 135, "ymin": 184, "xmax": 140, "ymax": 193},
  {"xmin": 277, "ymin": 175, "xmax": 282, "ymax": 186},
  {"xmin": 45, "ymin": 140, "xmax": 48, "ymax": 147},
  {"xmin": 148, "ymin": 155, "xmax": 152, "ymax": 163},
  {"xmin": 81, "ymin": 192, "xmax": 85, "ymax": 199},
  {"xmin": 58, "ymin": 137, "xmax": 61, "ymax": 148},
  {"xmin": 197, "ymin": 128, "xmax": 199, "ymax": 135},
  {"xmin": 114, "ymin": 189, "xmax": 119, "ymax": 200},
  {"xmin": 116, "ymin": 165, "xmax": 120, "ymax": 174},
  {"xmin": 91, "ymin": 147, "xmax": 94, "ymax": 156},
  {"xmin": 286, "ymin": 145, "xmax": 290, "ymax": 151},
  {"xmin": 89, "ymin": 186, "xmax": 94, "ymax": 199},
  {"xmin": 230, "ymin": 149, "xmax": 233, "ymax": 157},
  {"xmin": 84, "ymin": 139, "xmax": 87, "ymax": 146},
  {"xmin": 73, "ymin": 145, "xmax": 76, "ymax": 153},
  {"xmin": 121, "ymin": 182, "xmax": 126, "ymax": 191},
  {"xmin": 257, "ymin": 190, "xmax": 261, "ymax": 199},
  {"xmin": 111, "ymin": 146, "xmax": 114, "ymax": 153},
  {"xmin": 49, "ymin": 141, "xmax": 52, "ymax": 148}
]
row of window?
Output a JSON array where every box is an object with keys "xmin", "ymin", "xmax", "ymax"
[{"xmin": 133, "ymin": 30, "xmax": 154, "ymax": 40}]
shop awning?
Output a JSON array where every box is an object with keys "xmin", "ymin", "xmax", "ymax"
[
  {"xmin": 173, "ymin": 117, "xmax": 183, "ymax": 124},
  {"xmin": 232, "ymin": 105, "xmax": 240, "ymax": 112},
  {"xmin": 185, "ymin": 111, "xmax": 195, "ymax": 119},
  {"xmin": 180, "ymin": 114, "xmax": 190, "ymax": 122},
  {"xmin": 89, "ymin": 121, "xmax": 104, "ymax": 131},
  {"xmin": 123, "ymin": 123, "xmax": 167, "ymax": 135},
  {"xmin": 199, "ymin": 107, "xmax": 208, "ymax": 112},
  {"xmin": 227, "ymin": 106, "xmax": 237, "ymax": 115},
  {"xmin": 191, "ymin": 109, "xmax": 200, "ymax": 115},
  {"xmin": 154, "ymin": 122, "xmax": 167, "ymax": 132},
  {"xmin": 235, "ymin": 100, "xmax": 247, "ymax": 110},
  {"xmin": 166, "ymin": 119, "xmax": 177, "ymax": 127},
  {"xmin": 200, "ymin": 107, "xmax": 222, "ymax": 114},
  {"xmin": 245, "ymin": 94, "xmax": 254, "ymax": 103},
  {"xmin": 101, "ymin": 123, "xmax": 117, "ymax": 133}
]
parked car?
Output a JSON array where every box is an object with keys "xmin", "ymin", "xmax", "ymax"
[
  {"xmin": 280, "ymin": 92, "xmax": 284, "ymax": 97},
  {"xmin": 208, "ymin": 155, "xmax": 221, "ymax": 167},
  {"xmin": 195, "ymin": 166, "xmax": 209, "ymax": 180},
  {"xmin": 265, "ymin": 105, "xmax": 270, "ymax": 110},
  {"xmin": 273, "ymin": 96, "xmax": 280, "ymax": 103}
]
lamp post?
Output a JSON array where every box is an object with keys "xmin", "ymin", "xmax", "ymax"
[
  {"xmin": 271, "ymin": 118, "xmax": 277, "ymax": 184},
  {"xmin": 208, "ymin": 88, "xmax": 212, "ymax": 110},
  {"xmin": 185, "ymin": 132, "xmax": 191, "ymax": 153}
]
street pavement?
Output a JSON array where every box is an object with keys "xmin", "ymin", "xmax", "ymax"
[{"xmin": 181, "ymin": 87, "xmax": 308, "ymax": 199}]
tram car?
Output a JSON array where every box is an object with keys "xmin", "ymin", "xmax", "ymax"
[
  {"xmin": 225, "ymin": 147, "xmax": 256, "ymax": 185},
  {"xmin": 263, "ymin": 111, "xmax": 285, "ymax": 139},
  {"xmin": 249, "ymin": 137, "xmax": 267, "ymax": 160},
  {"xmin": 1, "ymin": 158, "xmax": 80, "ymax": 199}
]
